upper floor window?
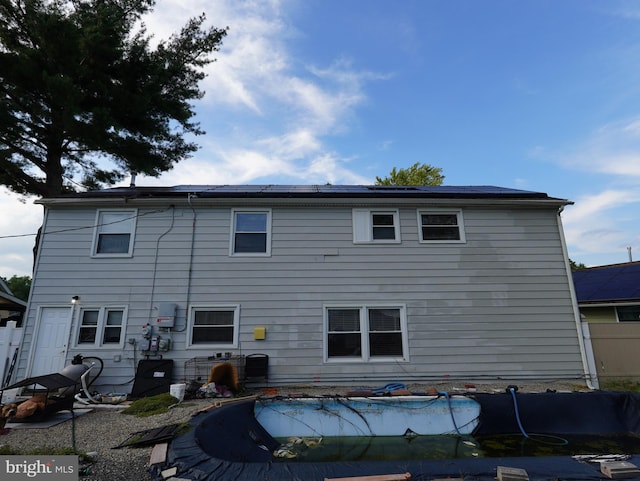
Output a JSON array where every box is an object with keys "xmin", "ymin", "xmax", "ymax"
[
  {"xmin": 77, "ymin": 307, "xmax": 126, "ymax": 347},
  {"xmin": 617, "ymin": 305, "xmax": 640, "ymax": 322},
  {"xmin": 352, "ymin": 209, "xmax": 401, "ymax": 243},
  {"xmin": 188, "ymin": 305, "xmax": 239, "ymax": 347},
  {"xmin": 417, "ymin": 209, "xmax": 465, "ymax": 243},
  {"xmin": 324, "ymin": 304, "xmax": 407, "ymax": 362},
  {"xmin": 231, "ymin": 209, "xmax": 271, "ymax": 256},
  {"xmin": 92, "ymin": 209, "xmax": 137, "ymax": 256}
]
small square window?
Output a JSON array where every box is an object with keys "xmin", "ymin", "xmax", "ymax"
[
  {"xmin": 372, "ymin": 214, "xmax": 396, "ymax": 240},
  {"xmin": 418, "ymin": 209, "xmax": 465, "ymax": 243},
  {"xmin": 353, "ymin": 209, "xmax": 400, "ymax": 243},
  {"xmin": 231, "ymin": 210, "xmax": 271, "ymax": 255}
]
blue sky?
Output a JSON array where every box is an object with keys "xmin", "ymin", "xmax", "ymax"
[{"xmin": 2, "ymin": 0, "xmax": 640, "ymax": 278}]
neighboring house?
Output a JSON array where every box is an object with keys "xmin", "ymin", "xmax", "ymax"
[
  {"xmin": 573, "ymin": 262, "xmax": 640, "ymax": 322},
  {"xmin": 0, "ymin": 277, "xmax": 25, "ymax": 385},
  {"xmin": 0, "ymin": 277, "xmax": 26, "ymax": 327},
  {"xmin": 573, "ymin": 262, "xmax": 640, "ymax": 381},
  {"xmin": 14, "ymin": 184, "xmax": 594, "ymax": 391}
]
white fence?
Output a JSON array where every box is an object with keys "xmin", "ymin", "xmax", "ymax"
[{"xmin": 0, "ymin": 321, "xmax": 23, "ymax": 387}]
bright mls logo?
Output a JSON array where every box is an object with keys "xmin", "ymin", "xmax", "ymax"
[{"xmin": 2, "ymin": 456, "xmax": 77, "ymax": 480}]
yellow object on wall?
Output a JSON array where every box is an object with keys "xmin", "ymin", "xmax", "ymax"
[{"xmin": 254, "ymin": 326, "xmax": 266, "ymax": 340}]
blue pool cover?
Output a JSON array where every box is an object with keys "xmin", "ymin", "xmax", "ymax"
[{"xmin": 152, "ymin": 391, "xmax": 640, "ymax": 481}]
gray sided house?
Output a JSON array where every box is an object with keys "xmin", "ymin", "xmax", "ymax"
[
  {"xmin": 14, "ymin": 185, "xmax": 593, "ymax": 391},
  {"xmin": 0, "ymin": 277, "xmax": 26, "ymax": 327}
]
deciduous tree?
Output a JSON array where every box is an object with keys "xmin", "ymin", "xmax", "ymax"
[
  {"xmin": 1, "ymin": 275, "xmax": 31, "ymax": 301},
  {"xmin": 375, "ymin": 162, "xmax": 444, "ymax": 186}
]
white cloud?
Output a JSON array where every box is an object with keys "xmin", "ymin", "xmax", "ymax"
[
  {"xmin": 562, "ymin": 189, "xmax": 640, "ymax": 262},
  {"xmin": 545, "ymin": 117, "xmax": 640, "ymax": 264},
  {"xmin": 303, "ymin": 153, "xmax": 370, "ymax": 185},
  {"xmin": 563, "ymin": 189, "xmax": 640, "ymax": 224},
  {"xmin": 557, "ymin": 118, "xmax": 640, "ymax": 178},
  {"xmin": 141, "ymin": 0, "xmax": 385, "ymax": 186},
  {"xmin": 258, "ymin": 129, "xmax": 322, "ymax": 159},
  {"xmin": 142, "ymin": 0, "xmax": 293, "ymax": 113},
  {"xmin": 0, "ymin": 190, "xmax": 42, "ymax": 277}
]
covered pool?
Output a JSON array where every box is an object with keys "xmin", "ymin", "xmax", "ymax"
[{"xmin": 153, "ymin": 390, "xmax": 640, "ymax": 481}]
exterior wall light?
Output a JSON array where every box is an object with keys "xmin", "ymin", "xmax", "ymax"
[{"xmin": 71, "ymin": 296, "xmax": 80, "ymax": 304}]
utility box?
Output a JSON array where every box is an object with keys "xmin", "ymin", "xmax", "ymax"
[
  {"xmin": 254, "ymin": 326, "xmax": 266, "ymax": 340},
  {"xmin": 154, "ymin": 302, "xmax": 177, "ymax": 328}
]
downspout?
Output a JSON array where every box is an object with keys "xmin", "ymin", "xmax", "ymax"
[
  {"xmin": 185, "ymin": 194, "xmax": 197, "ymax": 328},
  {"xmin": 557, "ymin": 206, "xmax": 598, "ymax": 389}
]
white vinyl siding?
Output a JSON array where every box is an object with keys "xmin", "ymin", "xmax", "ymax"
[
  {"xmin": 417, "ymin": 209, "xmax": 465, "ymax": 243},
  {"xmin": 352, "ymin": 209, "xmax": 400, "ymax": 243},
  {"xmin": 17, "ymin": 202, "xmax": 586, "ymax": 388},
  {"xmin": 91, "ymin": 209, "xmax": 137, "ymax": 256}
]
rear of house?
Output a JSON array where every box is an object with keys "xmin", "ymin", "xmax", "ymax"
[{"xmin": 13, "ymin": 185, "xmax": 592, "ymax": 391}]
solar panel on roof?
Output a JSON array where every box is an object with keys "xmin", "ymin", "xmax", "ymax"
[
  {"xmin": 573, "ymin": 263, "xmax": 640, "ymax": 302},
  {"xmin": 68, "ymin": 184, "xmax": 561, "ymax": 202}
]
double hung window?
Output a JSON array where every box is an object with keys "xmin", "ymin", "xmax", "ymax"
[
  {"xmin": 77, "ymin": 307, "xmax": 126, "ymax": 346},
  {"xmin": 417, "ymin": 209, "xmax": 465, "ymax": 243},
  {"xmin": 352, "ymin": 209, "xmax": 400, "ymax": 243},
  {"xmin": 325, "ymin": 305, "xmax": 407, "ymax": 361},
  {"xmin": 231, "ymin": 209, "xmax": 271, "ymax": 255},
  {"xmin": 188, "ymin": 305, "xmax": 239, "ymax": 347},
  {"xmin": 92, "ymin": 209, "xmax": 137, "ymax": 256}
]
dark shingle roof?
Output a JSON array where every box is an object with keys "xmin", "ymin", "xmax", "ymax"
[{"xmin": 573, "ymin": 262, "xmax": 640, "ymax": 303}]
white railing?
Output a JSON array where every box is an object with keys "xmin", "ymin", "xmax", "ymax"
[{"xmin": 0, "ymin": 320, "xmax": 23, "ymax": 387}]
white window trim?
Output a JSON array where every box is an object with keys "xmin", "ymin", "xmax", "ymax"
[
  {"xmin": 74, "ymin": 306, "xmax": 128, "ymax": 348},
  {"xmin": 417, "ymin": 208, "xmax": 466, "ymax": 243},
  {"xmin": 229, "ymin": 208, "xmax": 272, "ymax": 257},
  {"xmin": 187, "ymin": 304, "xmax": 240, "ymax": 348},
  {"xmin": 352, "ymin": 209, "xmax": 401, "ymax": 244},
  {"xmin": 323, "ymin": 303, "xmax": 409, "ymax": 363},
  {"xmin": 91, "ymin": 208, "xmax": 137, "ymax": 257}
]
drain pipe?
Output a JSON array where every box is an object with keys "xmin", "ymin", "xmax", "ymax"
[{"xmin": 557, "ymin": 206, "xmax": 598, "ymax": 389}]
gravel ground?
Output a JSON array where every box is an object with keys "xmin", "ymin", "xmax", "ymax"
[{"xmin": 0, "ymin": 381, "xmax": 590, "ymax": 481}]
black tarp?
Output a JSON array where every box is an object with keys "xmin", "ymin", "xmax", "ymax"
[
  {"xmin": 153, "ymin": 391, "xmax": 640, "ymax": 481},
  {"xmin": 473, "ymin": 390, "xmax": 640, "ymax": 436},
  {"xmin": 131, "ymin": 360, "xmax": 173, "ymax": 398}
]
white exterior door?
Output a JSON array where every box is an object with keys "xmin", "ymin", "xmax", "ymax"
[{"xmin": 30, "ymin": 307, "xmax": 73, "ymax": 377}]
